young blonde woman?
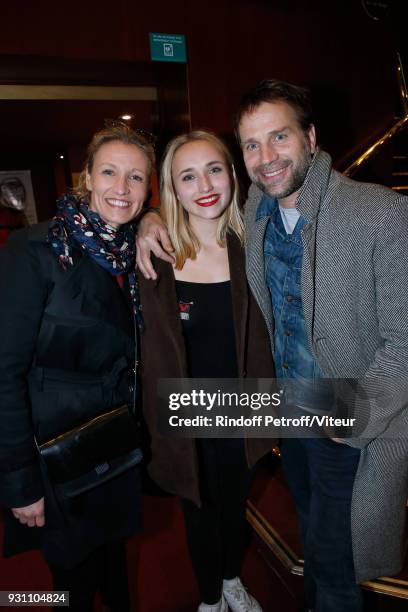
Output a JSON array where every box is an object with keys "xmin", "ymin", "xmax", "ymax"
[{"xmin": 138, "ymin": 131, "xmax": 276, "ymax": 612}]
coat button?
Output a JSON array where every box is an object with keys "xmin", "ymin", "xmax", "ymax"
[
  {"xmin": 284, "ymin": 330, "xmax": 290, "ymax": 336},
  {"xmin": 282, "ymin": 363, "xmax": 289, "ymax": 369},
  {"xmin": 287, "ymin": 295, "xmax": 293, "ymax": 302}
]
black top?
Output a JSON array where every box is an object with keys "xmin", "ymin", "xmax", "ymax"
[{"xmin": 175, "ymin": 280, "xmax": 238, "ymax": 378}]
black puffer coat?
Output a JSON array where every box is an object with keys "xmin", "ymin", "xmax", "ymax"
[{"xmin": 0, "ymin": 223, "xmax": 141, "ymax": 569}]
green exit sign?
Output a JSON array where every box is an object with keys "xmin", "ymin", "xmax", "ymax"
[{"xmin": 149, "ymin": 33, "xmax": 187, "ymax": 63}]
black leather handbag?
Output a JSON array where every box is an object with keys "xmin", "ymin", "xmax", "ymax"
[
  {"xmin": 32, "ymin": 254, "xmax": 143, "ymax": 499},
  {"xmin": 36, "ymin": 404, "xmax": 142, "ymax": 499}
]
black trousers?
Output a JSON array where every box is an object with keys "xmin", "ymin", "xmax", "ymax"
[
  {"xmin": 181, "ymin": 438, "xmax": 253, "ymax": 605},
  {"xmin": 49, "ymin": 540, "xmax": 130, "ymax": 612}
]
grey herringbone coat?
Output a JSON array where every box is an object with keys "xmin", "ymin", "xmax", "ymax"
[{"xmin": 244, "ymin": 149, "xmax": 408, "ymax": 582}]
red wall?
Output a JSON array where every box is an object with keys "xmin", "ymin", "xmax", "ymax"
[{"xmin": 1, "ymin": 0, "xmax": 399, "ymax": 161}]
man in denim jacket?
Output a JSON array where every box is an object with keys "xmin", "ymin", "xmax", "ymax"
[
  {"xmin": 237, "ymin": 79, "xmax": 408, "ymax": 612},
  {"xmin": 136, "ymin": 79, "xmax": 408, "ymax": 612}
]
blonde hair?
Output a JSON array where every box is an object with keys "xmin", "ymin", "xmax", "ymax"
[
  {"xmin": 76, "ymin": 123, "xmax": 155, "ymax": 200},
  {"xmin": 160, "ymin": 130, "xmax": 244, "ymax": 269}
]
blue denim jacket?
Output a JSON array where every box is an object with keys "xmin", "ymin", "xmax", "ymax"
[{"xmin": 257, "ymin": 194, "xmax": 333, "ymax": 409}]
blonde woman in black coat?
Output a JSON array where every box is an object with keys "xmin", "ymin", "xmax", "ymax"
[{"xmin": 0, "ymin": 124, "xmax": 154, "ymax": 611}]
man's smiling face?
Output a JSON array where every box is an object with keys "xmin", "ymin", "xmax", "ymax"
[{"xmin": 238, "ymin": 100, "xmax": 316, "ymax": 207}]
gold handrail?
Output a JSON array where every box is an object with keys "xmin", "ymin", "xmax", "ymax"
[
  {"xmin": 344, "ymin": 52, "xmax": 408, "ymax": 177},
  {"xmin": 343, "ymin": 115, "xmax": 408, "ymax": 177},
  {"xmin": 396, "ymin": 51, "xmax": 408, "ymax": 114}
]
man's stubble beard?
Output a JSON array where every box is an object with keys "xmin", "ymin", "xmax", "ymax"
[{"xmin": 250, "ymin": 138, "xmax": 313, "ymax": 200}]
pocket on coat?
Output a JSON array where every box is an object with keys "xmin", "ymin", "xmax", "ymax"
[{"xmin": 30, "ymin": 384, "xmax": 105, "ymax": 443}]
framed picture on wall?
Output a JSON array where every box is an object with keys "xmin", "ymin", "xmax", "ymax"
[{"xmin": 0, "ymin": 170, "xmax": 37, "ymax": 225}]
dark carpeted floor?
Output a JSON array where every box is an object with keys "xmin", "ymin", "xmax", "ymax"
[{"xmin": 1, "ymin": 462, "xmax": 406, "ymax": 611}]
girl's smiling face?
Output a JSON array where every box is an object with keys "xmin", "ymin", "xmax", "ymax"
[{"xmin": 171, "ymin": 140, "xmax": 232, "ymax": 222}]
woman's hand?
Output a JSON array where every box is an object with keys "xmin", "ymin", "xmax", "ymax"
[
  {"xmin": 136, "ymin": 211, "xmax": 175, "ymax": 280},
  {"xmin": 12, "ymin": 497, "xmax": 45, "ymax": 527}
]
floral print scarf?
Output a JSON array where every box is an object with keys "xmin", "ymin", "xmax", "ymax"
[{"xmin": 47, "ymin": 193, "xmax": 143, "ymax": 328}]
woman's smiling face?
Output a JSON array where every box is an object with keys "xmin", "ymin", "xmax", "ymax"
[
  {"xmin": 86, "ymin": 140, "xmax": 150, "ymax": 228},
  {"xmin": 171, "ymin": 140, "xmax": 232, "ymax": 222}
]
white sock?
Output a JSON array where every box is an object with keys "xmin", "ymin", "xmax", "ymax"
[
  {"xmin": 200, "ymin": 598, "xmax": 223, "ymax": 611},
  {"xmin": 223, "ymin": 576, "xmax": 241, "ymax": 588}
]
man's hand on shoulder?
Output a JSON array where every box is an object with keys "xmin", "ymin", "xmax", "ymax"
[{"xmin": 136, "ymin": 210, "xmax": 175, "ymax": 280}]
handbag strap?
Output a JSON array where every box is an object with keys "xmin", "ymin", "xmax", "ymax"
[{"xmin": 130, "ymin": 310, "xmax": 139, "ymax": 417}]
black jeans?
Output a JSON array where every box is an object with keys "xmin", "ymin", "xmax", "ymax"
[
  {"xmin": 50, "ymin": 540, "xmax": 130, "ymax": 612},
  {"xmin": 281, "ymin": 437, "xmax": 362, "ymax": 612},
  {"xmin": 181, "ymin": 438, "xmax": 253, "ymax": 605}
]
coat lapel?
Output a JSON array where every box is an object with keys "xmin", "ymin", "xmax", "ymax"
[
  {"xmin": 138, "ymin": 256, "xmax": 189, "ymax": 375},
  {"xmin": 227, "ymin": 233, "xmax": 248, "ymax": 376},
  {"xmin": 80, "ymin": 259, "xmax": 134, "ymax": 339},
  {"xmin": 296, "ymin": 149, "xmax": 334, "ymax": 345},
  {"xmin": 244, "ymin": 184, "xmax": 275, "ymax": 346},
  {"xmin": 153, "ymin": 258, "xmax": 186, "ymax": 335},
  {"xmin": 47, "ymin": 253, "xmax": 134, "ymax": 340},
  {"xmin": 300, "ymin": 220, "xmax": 317, "ymax": 345}
]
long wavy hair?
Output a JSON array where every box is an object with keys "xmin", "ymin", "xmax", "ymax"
[{"xmin": 160, "ymin": 130, "xmax": 244, "ymax": 269}]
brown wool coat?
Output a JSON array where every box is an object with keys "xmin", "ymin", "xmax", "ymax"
[{"xmin": 138, "ymin": 232, "xmax": 277, "ymax": 505}]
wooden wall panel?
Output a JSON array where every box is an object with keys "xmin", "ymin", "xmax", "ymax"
[{"xmin": 0, "ymin": 0, "xmax": 401, "ymax": 161}]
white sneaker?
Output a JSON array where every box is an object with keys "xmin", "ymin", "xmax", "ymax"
[
  {"xmin": 223, "ymin": 577, "xmax": 262, "ymax": 612},
  {"xmin": 197, "ymin": 595, "xmax": 229, "ymax": 612}
]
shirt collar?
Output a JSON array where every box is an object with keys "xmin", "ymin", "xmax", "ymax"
[
  {"xmin": 256, "ymin": 193, "xmax": 278, "ymax": 221},
  {"xmin": 249, "ymin": 149, "xmax": 334, "ymax": 224}
]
